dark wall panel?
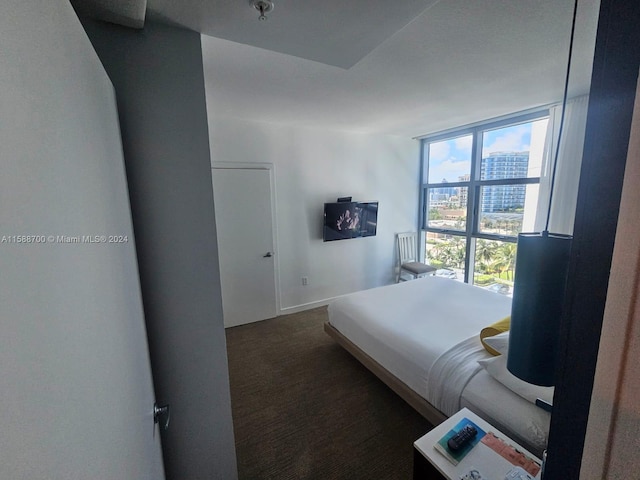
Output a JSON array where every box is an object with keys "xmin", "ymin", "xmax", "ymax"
[
  {"xmin": 81, "ymin": 19, "xmax": 237, "ymax": 480},
  {"xmin": 546, "ymin": 0, "xmax": 640, "ymax": 478}
]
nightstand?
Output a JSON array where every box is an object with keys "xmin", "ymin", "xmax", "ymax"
[{"xmin": 413, "ymin": 408, "xmax": 542, "ymax": 480}]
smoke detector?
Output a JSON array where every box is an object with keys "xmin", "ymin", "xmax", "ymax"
[{"xmin": 251, "ymin": 0, "xmax": 274, "ymax": 21}]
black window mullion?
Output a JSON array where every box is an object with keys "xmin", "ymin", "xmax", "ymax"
[
  {"xmin": 473, "ymin": 232, "xmax": 518, "ymax": 243},
  {"xmin": 476, "ymin": 177, "xmax": 540, "ymax": 187},
  {"xmin": 421, "ymin": 186, "xmax": 428, "ymax": 230},
  {"xmin": 425, "ymin": 181, "xmax": 470, "ymax": 189},
  {"xmin": 419, "ymin": 141, "xmax": 429, "ymax": 233},
  {"xmin": 465, "ymin": 127, "xmax": 482, "ymax": 282}
]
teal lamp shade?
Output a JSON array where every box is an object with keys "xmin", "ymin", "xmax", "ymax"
[{"xmin": 507, "ymin": 232, "xmax": 572, "ymax": 387}]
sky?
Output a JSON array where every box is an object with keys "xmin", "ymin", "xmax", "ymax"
[{"xmin": 426, "ymin": 123, "xmax": 535, "ymax": 184}]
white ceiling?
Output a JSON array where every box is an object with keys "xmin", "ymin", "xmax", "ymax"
[
  {"xmin": 146, "ymin": 0, "xmax": 439, "ymax": 69},
  {"xmin": 79, "ymin": 0, "xmax": 601, "ymax": 138},
  {"xmin": 71, "ymin": 0, "xmax": 147, "ymax": 29}
]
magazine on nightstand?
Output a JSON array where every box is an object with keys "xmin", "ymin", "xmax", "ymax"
[{"xmin": 433, "ymin": 417, "xmax": 486, "ymax": 466}]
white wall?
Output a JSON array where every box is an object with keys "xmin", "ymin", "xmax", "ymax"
[
  {"xmin": 208, "ymin": 117, "xmax": 420, "ymax": 311},
  {"xmin": 0, "ymin": 1, "xmax": 163, "ymax": 478}
]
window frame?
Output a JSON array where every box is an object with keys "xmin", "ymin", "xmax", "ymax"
[{"xmin": 419, "ymin": 110, "xmax": 549, "ymax": 284}]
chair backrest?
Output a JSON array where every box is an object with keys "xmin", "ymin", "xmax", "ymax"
[{"xmin": 397, "ymin": 232, "xmax": 418, "ymax": 264}]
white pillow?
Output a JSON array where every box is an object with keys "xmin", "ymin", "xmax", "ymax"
[
  {"xmin": 478, "ymin": 354, "xmax": 554, "ymax": 405},
  {"xmin": 482, "ymin": 331, "xmax": 510, "ymax": 355}
]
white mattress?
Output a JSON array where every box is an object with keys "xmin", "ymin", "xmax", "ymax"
[
  {"xmin": 461, "ymin": 369, "xmax": 550, "ymax": 456},
  {"xmin": 328, "ymin": 276, "xmax": 549, "ymax": 456},
  {"xmin": 328, "ymin": 276, "xmax": 512, "ymax": 411}
]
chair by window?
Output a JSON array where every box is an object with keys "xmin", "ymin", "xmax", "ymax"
[{"xmin": 396, "ymin": 232, "xmax": 436, "ymax": 282}]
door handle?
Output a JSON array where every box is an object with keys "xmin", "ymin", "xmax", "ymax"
[
  {"xmin": 154, "ymin": 402, "xmax": 170, "ymax": 430},
  {"xmin": 263, "ymin": 252, "xmax": 274, "ymax": 258}
]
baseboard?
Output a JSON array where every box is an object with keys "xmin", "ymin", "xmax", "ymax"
[
  {"xmin": 279, "ymin": 297, "xmax": 339, "ymax": 315},
  {"xmin": 279, "ymin": 279, "xmax": 396, "ymax": 315}
]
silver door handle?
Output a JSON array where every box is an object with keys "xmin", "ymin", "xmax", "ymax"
[
  {"xmin": 263, "ymin": 252, "xmax": 273, "ymax": 258},
  {"xmin": 154, "ymin": 402, "xmax": 170, "ymax": 430}
]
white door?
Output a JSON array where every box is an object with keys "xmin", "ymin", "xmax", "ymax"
[
  {"xmin": 1, "ymin": 3, "xmax": 164, "ymax": 475},
  {"xmin": 212, "ymin": 166, "xmax": 278, "ymax": 327}
]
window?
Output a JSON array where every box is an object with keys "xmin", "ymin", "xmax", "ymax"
[{"xmin": 421, "ymin": 113, "xmax": 549, "ymax": 296}]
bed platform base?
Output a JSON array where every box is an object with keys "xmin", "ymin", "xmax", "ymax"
[{"xmin": 324, "ymin": 321, "xmax": 447, "ymax": 427}]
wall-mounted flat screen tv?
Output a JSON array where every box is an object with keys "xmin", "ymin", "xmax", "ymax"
[{"xmin": 323, "ymin": 201, "xmax": 378, "ymax": 242}]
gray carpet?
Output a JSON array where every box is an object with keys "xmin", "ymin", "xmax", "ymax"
[{"xmin": 225, "ymin": 306, "xmax": 433, "ymax": 480}]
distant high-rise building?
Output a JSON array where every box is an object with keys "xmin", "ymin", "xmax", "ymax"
[
  {"xmin": 430, "ymin": 179, "xmax": 456, "ymax": 205},
  {"xmin": 457, "ymin": 174, "xmax": 470, "ymax": 207},
  {"xmin": 480, "ymin": 152, "xmax": 529, "ymax": 213}
]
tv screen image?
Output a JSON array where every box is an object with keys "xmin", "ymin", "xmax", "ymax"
[{"xmin": 323, "ymin": 201, "xmax": 378, "ymax": 242}]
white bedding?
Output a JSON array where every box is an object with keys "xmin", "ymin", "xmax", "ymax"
[
  {"xmin": 461, "ymin": 369, "xmax": 550, "ymax": 455},
  {"xmin": 328, "ymin": 276, "xmax": 511, "ymax": 410},
  {"xmin": 328, "ymin": 275, "xmax": 549, "ymax": 456},
  {"xmin": 427, "ymin": 335, "xmax": 488, "ymax": 415}
]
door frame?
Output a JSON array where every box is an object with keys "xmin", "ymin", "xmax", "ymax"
[{"xmin": 212, "ymin": 162, "xmax": 281, "ymax": 318}]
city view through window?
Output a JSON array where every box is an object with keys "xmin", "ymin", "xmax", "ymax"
[{"xmin": 422, "ymin": 117, "xmax": 548, "ymax": 295}]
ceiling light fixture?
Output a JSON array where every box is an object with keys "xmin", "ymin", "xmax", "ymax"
[{"xmin": 251, "ymin": 0, "xmax": 274, "ymax": 21}]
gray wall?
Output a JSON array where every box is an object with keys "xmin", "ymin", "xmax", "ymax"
[
  {"xmin": 81, "ymin": 19, "xmax": 238, "ymax": 480},
  {"xmin": 1, "ymin": 1, "xmax": 164, "ymax": 478}
]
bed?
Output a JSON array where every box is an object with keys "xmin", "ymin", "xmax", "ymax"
[{"xmin": 324, "ymin": 275, "xmax": 551, "ymax": 457}]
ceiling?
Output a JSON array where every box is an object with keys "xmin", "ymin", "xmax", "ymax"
[
  {"xmin": 71, "ymin": 0, "xmax": 147, "ymax": 29},
  {"xmin": 146, "ymin": 0, "xmax": 439, "ymax": 69},
  {"xmin": 76, "ymin": 0, "xmax": 601, "ymax": 138}
]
